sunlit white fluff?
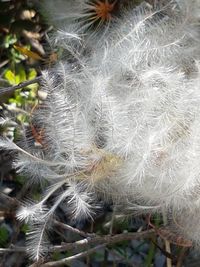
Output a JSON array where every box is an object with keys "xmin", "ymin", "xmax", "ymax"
[
  {"xmin": 27, "ymin": 221, "xmax": 49, "ymax": 260},
  {"xmin": 0, "ymin": 0, "xmax": 200, "ymax": 259},
  {"xmin": 41, "ymin": 0, "xmax": 116, "ymax": 53}
]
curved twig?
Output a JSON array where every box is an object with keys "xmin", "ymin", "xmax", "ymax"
[
  {"xmin": 0, "ymin": 77, "xmax": 41, "ymax": 95},
  {"xmin": 51, "ymin": 229, "xmax": 155, "ymax": 253},
  {"xmin": 41, "ymin": 244, "xmax": 106, "ymax": 267}
]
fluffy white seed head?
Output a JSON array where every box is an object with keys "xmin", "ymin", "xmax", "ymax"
[{"xmin": 0, "ymin": 0, "xmax": 200, "ymax": 258}]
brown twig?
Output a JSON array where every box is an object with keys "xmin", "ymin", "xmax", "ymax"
[
  {"xmin": 176, "ymin": 247, "xmax": 188, "ymax": 267},
  {"xmin": 42, "ymin": 229, "xmax": 155, "ymax": 267},
  {"xmin": 0, "ymin": 246, "xmax": 26, "ymax": 253},
  {"xmin": 0, "ymin": 77, "xmax": 41, "ymax": 95},
  {"xmin": 0, "ymin": 229, "xmax": 155, "ymax": 256},
  {"xmin": 41, "ymin": 245, "xmax": 106, "ymax": 267},
  {"xmin": 163, "ymin": 211, "xmax": 172, "ymax": 267},
  {"xmin": 51, "ymin": 229, "xmax": 155, "ymax": 253},
  {"xmin": 53, "ymin": 219, "xmax": 95, "ymax": 238},
  {"xmin": 0, "ymin": 59, "xmax": 9, "ymax": 69},
  {"xmin": 0, "ymin": 192, "xmax": 20, "ymax": 207}
]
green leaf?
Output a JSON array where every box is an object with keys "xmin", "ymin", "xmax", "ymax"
[
  {"xmin": 4, "ymin": 65, "xmax": 30, "ymax": 87},
  {"xmin": 13, "ymin": 74, "xmax": 21, "ymax": 85},
  {"xmin": 27, "ymin": 69, "xmax": 38, "ymax": 90},
  {"xmin": 16, "ymin": 113, "xmax": 27, "ymax": 123},
  {"xmin": 15, "ymin": 175, "xmax": 27, "ymax": 185},
  {"xmin": 52, "ymin": 252, "xmax": 64, "ymax": 261},
  {"xmin": 0, "ymin": 226, "xmax": 9, "ymax": 247},
  {"xmin": 28, "ymin": 69, "xmax": 37, "ymax": 80},
  {"xmin": 18, "ymin": 66, "xmax": 26, "ymax": 83},
  {"xmin": 21, "ymin": 224, "xmax": 29, "ymax": 234},
  {"xmin": 15, "ymin": 94, "xmax": 25, "ymax": 105},
  {"xmin": 4, "ymin": 35, "xmax": 17, "ymax": 49},
  {"xmin": 4, "ymin": 69, "xmax": 16, "ymax": 85}
]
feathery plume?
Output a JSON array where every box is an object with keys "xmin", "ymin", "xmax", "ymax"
[{"xmin": 1, "ymin": 0, "xmax": 200, "ymax": 259}]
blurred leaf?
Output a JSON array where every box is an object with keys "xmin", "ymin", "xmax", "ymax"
[
  {"xmin": 0, "ymin": 226, "xmax": 9, "ymax": 247},
  {"xmin": 16, "ymin": 113, "xmax": 27, "ymax": 123},
  {"xmin": 15, "ymin": 94, "xmax": 25, "ymax": 105},
  {"xmin": 10, "ymin": 48, "xmax": 26, "ymax": 63},
  {"xmin": 27, "ymin": 68, "xmax": 38, "ymax": 90},
  {"xmin": 15, "ymin": 175, "xmax": 27, "ymax": 185},
  {"xmin": 21, "ymin": 223, "xmax": 29, "ymax": 234},
  {"xmin": 4, "ymin": 69, "xmax": 17, "ymax": 85},
  {"xmin": 4, "ymin": 35, "xmax": 17, "ymax": 49},
  {"xmin": 32, "ymin": 192, "xmax": 42, "ymax": 201},
  {"xmin": 52, "ymin": 252, "xmax": 64, "ymax": 261},
  {"xmin": 4, "ymin": 66, "xmax": 26, "ymax": 85},
  {"xmin": 14, "ymin": 44, "xmax": 44, "ymax": 61},
  {"xmin": 28, "ymin": 68, "xmax": 37, "ymax": 80},
  {"xmin": 18, "ymin": 65, "xmax": 26, "ymax": 82},
  {"xmin": 91, "ymin": 250, "xmax": 105, "ymax": 261}
]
